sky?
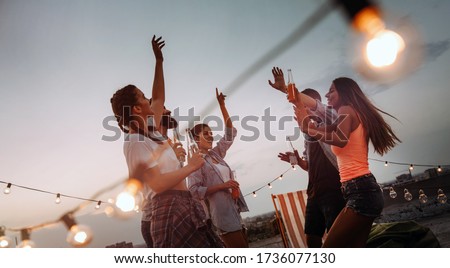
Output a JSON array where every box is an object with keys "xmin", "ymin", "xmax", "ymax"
[{"xmin": 1, "ymin": 0, "xmax": 450, "ymax": 248}]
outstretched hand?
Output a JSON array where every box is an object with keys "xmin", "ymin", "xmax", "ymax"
[
  {"xmin": 216, "ymin": 87, "xmax": 226, "ymax": 106},
  {"xmin": 268, "ymin": 67, "xmax": 287, "ymax": 93},
  {"xmin": 152, "ymin": 35, "xmax": 165, "ymax": 61}
]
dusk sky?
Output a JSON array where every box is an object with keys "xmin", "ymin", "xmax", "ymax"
[{"xmin": 1, "ymin": 0, "xmax": 450, "ymax": 248}]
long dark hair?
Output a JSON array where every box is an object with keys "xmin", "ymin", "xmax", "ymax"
[
  {"xmin": 333, "ymin": 77, "xmax": 401, "ymax": 155},
  {"xmin": 110, "ymin": 84, "xmax": 162, "ymax": 143}
]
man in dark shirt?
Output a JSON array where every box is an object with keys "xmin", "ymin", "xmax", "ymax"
[{"xmin": 278, "ymin": 88, "xmax": 345, "ymax": 248}]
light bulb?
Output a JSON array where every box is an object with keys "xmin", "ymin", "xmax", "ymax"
[
  {"xmin": 409, "ymin": 164, "xmax": 414, "ymax": 171},
  {"xmin": 437, "ymin": 189, "xmax": 447, "ymax": 204},
  {"xmin": 3, "ymin": 183, "xmax": 11, "ymax": 194},
  {"xmin": 66, "ymin": 224, "xmax": 93, "ymax": 247},
  {"xmin": 252, "ymin": 192, "xmax": 257, "ymax": 197},
  {"xmin": 404, "ymin": 189, "xmax": 413, "ymax": 201},
  {"xmin": 95, "ymin": 201, "xmax": 102, "ymax": 209},
  {"xmin": 389, "ymin": 187, "xmax": 397, "ymax": 199},
  {"xmin": 366, "ymin": 29, "xmax": 405, "ymax": 67},
  {"xmin": 437, "ymin": 166, "xmax": 442, "ymax": 173},
  {"xmin": 0, "ymin": 227, "xmax": 13, "ymax": 248},
  {"xmin": 268, "ymin": 183, "xmax": 272, "ymax": 189},
  {"xmin": 278, "ymin": 175, "xmax": 283, "ymax": 180},
  {"xmin": 17, "ymin": 240, "xmax": 36, "ymax": 248},
  {"xmin": 55, "ymin": 193, "xmax": 61, "ymax": 204},
  {"xmin": 291, "ymin": 165, "xmax": 297, "ymax": 171},
  {"xmin": 384, "ymin": 161, "xmax": 388, "ymax": 167},
  {"xmin": 418, "ymin": 189, "xmax": 428, "ymax": 204},
  {"xmin": 113, "ymin": 182, "xmax": 143, "ymax": 220},
  {"xmin": 0, "ymin": 236, "xmax": 13, "ymax": 248},
  {"xmin": 352, "ymin": 9, "xmax": 424, "ymax": 83}
]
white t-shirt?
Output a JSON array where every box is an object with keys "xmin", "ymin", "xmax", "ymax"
[
  {"xmin": 124, "ymin": 133, "xmax": 180, "ymax": 220},
  {"xmin": 213, "ymin": 162, "xmax": 231, "ymax": 182}
]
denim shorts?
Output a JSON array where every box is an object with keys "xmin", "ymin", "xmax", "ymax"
[{"xmin": 341, "ymin": 173, "xmax": 384, "ymax": 218}]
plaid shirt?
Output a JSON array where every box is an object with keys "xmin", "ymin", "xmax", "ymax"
[{"xmin": 150, "ymin": 190, "xmax": 223, "ymax": 248}]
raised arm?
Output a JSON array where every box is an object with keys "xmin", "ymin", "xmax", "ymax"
[
  {"xmin": 295, "ymin": 105, "xmax": 354, "ymax": 148},
  {"xmin": 268, "ymin": 67, "xmax": 317, "ymax": 109},
  {"xmin": 149, "ymin": 35, "xmax": 165, "ymax": 128},
  {"xmin": 216, "ymin": 87, "xmax": 232, "ymax": 128}
]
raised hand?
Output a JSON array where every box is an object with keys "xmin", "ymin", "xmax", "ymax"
[
  {"xmin": 216, "ymin": 87, "xmax": 226, "ymax": 107},
  {"xmin": 187, "ymin": 151, "xmax": 205, "ymax": 171},
  {"xmin": 152, "ymin": 35, "xmax": 165, "ymax": 62},
  {"xmin": 268, "ymin": 67, "xmax": 287, "ymax": 93}
]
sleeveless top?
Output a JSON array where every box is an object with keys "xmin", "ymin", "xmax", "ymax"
[{"xmin": 331, "ymin": 122, "xmax": 370, "ymax": 182}]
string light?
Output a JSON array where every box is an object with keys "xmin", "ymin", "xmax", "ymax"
[
  {"xmin": 384, "ymin": 161, "xmax": 388, "ymax": 167},
  {"xmin": 409, "ymin": 164, "xmax": 414, "ymax": 171},
  {"xmin": 252, "ymin": 191, "xmax": 257, "ymax": 197},
  {"xmin": 3, "ymin": 183, "xmax": 11, "ymax": 194},
  {"xmin": 437, "ymin": 189, "xmax": 447, "ymax": 204},
  {"xmin": 389, "ymin": 187, "xmax": 397, "ymax": 199},
  {"xmin": 0, "ymin": 226, "xmax": 13, "ymax": 248},
  {"xmin": 95, "ymin": 201, "xmax": 102, "ymax": 209},
  {"xmin": 291, "ymin": 165, "xmax": 297, "ymax": 171},
  {"xmin": 437, "ymin": 166, "xmax": 442, "ymax": 172},
  {"xmin": 404, "ymin": 188, "xmax": 413, "ymax": 201},
  {"xmin": 268, "ymin": 183, "xmax": 272, "ymax": 189},
  {"xmin": 114, "ymin": 178, "xmax": 143, "ymax": 219},
  {"xmin": 17, "ymin": 229, "xmax": 36, "ymax": 248},
  {"xmin": 278, "ymin": 174, "xmax": 283, "ymax": 180},
  {"xmin": 61, "ymin": 214, "xmax": 93, "ymax": 247},
  {"xmin": 418, "ymin": 189, "xmax": 428, "ymax": 204},
  {"xmin": 55, "ymin": 193, "xmax": 61, "ymax": 204}
]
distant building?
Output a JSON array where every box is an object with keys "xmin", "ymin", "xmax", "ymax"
[{"xmin": 396, "ymin": 173, "xmax": 413, "ymax": 184}]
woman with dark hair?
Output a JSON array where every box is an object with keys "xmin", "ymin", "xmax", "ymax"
[
  {"xmin": 188, "ymin": 88, "xmax": 249, "ymax": 247},
  {"xmin": 294, "ymin": 77, "xmax": 400, "ymax": 247},
  {"xmin": 110, "ymin": 36, "xmax": 222, "ymax": 248}
]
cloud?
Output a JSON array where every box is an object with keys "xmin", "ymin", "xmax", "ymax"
[{"xmin": 426, "ymin": 39, "xmax": 450, "ymax": 62}]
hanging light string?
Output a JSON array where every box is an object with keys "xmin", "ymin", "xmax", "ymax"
[
  {"xmin": 243, "ymin": 167, "xmax": 292, "ymax": 197},
  {"xmin": 369, "ymin": 158, "xmax": 449, "ymax": 168},
  {"xmin": 0, "ymin": 178, "xmax": 126, "ymax": 233},
  {"xmin": 243, "ymin": 158, "xmax": 450, "ymax": 198},
  {"xmin": 0, "ymin": 179, "xmax": 109, "ymax": 205}
]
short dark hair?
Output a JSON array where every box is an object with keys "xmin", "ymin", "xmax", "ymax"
[{"xmin": 301, "ymin": 88, "xmax": 321, "ymax": 101}]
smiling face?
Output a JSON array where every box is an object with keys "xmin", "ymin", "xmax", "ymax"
[
  {"xmin": 196, "ymin": 125, "xmax": 213, "ymax": 151},
  {"xmin": 325, "ymin": 83, "xmax": 341, "ymax": 109}
]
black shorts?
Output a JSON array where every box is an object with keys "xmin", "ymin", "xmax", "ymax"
[{"xmin": 304, "ymin": 193, "xmax": 345, "ymax": 237}]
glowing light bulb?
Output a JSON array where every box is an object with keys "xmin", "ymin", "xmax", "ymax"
[
  {"xmin": 437, "ymin": 189, "xmax": 447, "ymax": 204},
  {"xmin": 278, "ymin": 175, "xmax": 283, "ymax": 180},
  {"xmin": 17, "ymin": 229, "xmax": 35, "ymax": 248},
  {"xmin": 113, "ymin": 179, "xmax": 143, "ymax": 219},
  {"xmin": 95, "ymin": 200, "xmax": 102, "ymax": 209},
  {"xmin": 0, "ymin": 226, "xmax": 13, "ymax": 248},
  {"xmin": 268, "ymin": 183, "xmax": 272, "ymax": 189},
  {"xmin": 17, "ymin": 240, "xmax": 36, "ymax": 248},
  {"xmin": 419, "ymin": 189, "xmax": 428, "ymax": 204},
  {"xmin": 291, "ymin": 165, "xmax": 296, "ymax": 171},
  {"xmin": 3, "ymin": 183, "xmax": 11, "ymax": 194},
  {"xmin": 66, "ymin": 225, "xmax": 93, "ymax": 247},
  {"xmin": 404, "ymin": 189, "xmax": 413, "ymax": 201},
  {"xmin": 389, "ymin": 187, "xmax": 397, "ymax": 199},
  {"xmin": 0, "ymin": 236, "xmax": 13, "ymax": 248},
  {"xmin": 55, "ymin": 193, "xmax": 61, "ymax": 204},
  {"xmin": 366, "ymin": 29, "xmax": 405, "ymax": 67},
  {"xmin": 384, "ymin": 161, "xmax": 388, "ymax": 167},
  {"xmin": 409, "ymin": 164, "xmax": 414, "ymax": 171},
  {"xmin": 252, "ymin": 192, "xmax": 257, "ymax": 197},
  {"xmin": 437, "ymin": 166, "xmax": 442, "ymax": 173}
]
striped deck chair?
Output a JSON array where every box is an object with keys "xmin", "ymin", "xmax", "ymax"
[{"xmin": 271, "ymin": 190, "xmax": 308, "ymax": 248}]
